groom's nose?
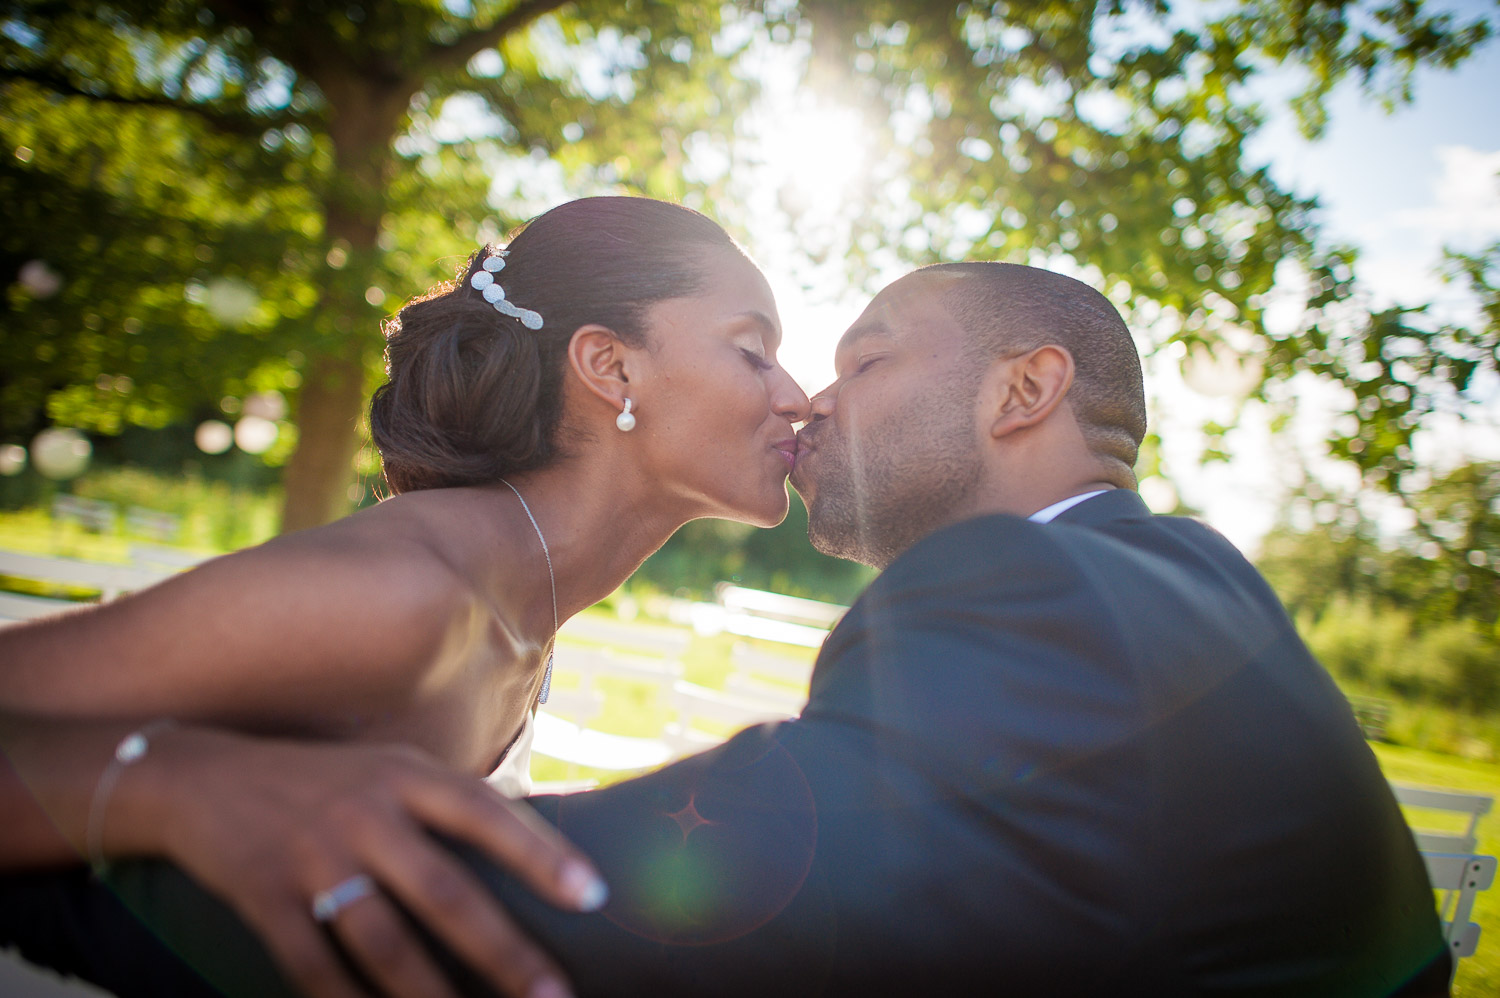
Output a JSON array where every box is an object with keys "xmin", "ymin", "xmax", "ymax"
[{"xmin": 807, "ymin": 391, "xmax": 837, "ymax": 421}]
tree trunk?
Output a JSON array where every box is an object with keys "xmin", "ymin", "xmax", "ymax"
[
  {"xmin": 275, "ymin": 72, "xmax": 410, "ymax": 533},
  {"xmin": 278, "ymin": 343, "xmax": 368, "ymax": 533}
]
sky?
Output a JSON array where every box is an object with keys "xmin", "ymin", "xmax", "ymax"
[
  {"xmin": 754, "ymin": 15, "xmax": 1500, "ymax": 555},
  {"xmin": 1181, "ymin": 24, "xmax": 1500, "ymax": 551}
]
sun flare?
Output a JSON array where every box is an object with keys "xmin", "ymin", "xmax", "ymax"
[{"xmin": 749, "ymin": 99, "xmax": 871, "ymax": 216}]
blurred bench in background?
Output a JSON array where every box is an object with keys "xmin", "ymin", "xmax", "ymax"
[
  {"xmin": 1347, "ymin": 694, "xmax": 1391, "ymax": 741},
  {"xmin": 50, "ymin": 495, "xmax": 182, "ymax": 543},
  {"xmin": 0, "ymin": 549, "xmax": 205, "ymax": 624},
  {"xmin": 51, "ymin": 494, "xmax": 115, "ymax": 533},
  {"xmin": 535, "ymin": 617, "xmax": 813, "ymax": 777},
  {"xmin": 1421, "ymin": 850, "xmax": 1495, "ymax": 977},
  {"xmin": 1392, "ymin": 782, "xmax": 1494, "ymax": 854},
  {"xmin": 665, "ymin": 678, "xmax": 804, "ymax": 756},
  {"xmin": 1391, "ymin": 781, "xmax": 1497, "ymax": 978},
  {"xmin": 124, "ymin": 506, "xmax": 182, "ymax": 543}
]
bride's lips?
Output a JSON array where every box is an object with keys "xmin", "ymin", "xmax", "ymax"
[{"xmin": 773, "ymin": 438, "xmax": 798, "ymax": 471}]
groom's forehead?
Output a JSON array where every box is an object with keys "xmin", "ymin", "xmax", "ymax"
[{"xmin": 836, "ymin": 271, "xmax": 969, "ymax": 352}]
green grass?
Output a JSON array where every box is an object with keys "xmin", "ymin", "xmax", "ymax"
[{"xmin": 0, "ymin": 508, "xmax": 144, "ymax": 563}]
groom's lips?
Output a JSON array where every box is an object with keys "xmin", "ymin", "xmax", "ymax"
[{"xmin": 790, "ymin": 431, "xmax": 816, "ymax": 474}]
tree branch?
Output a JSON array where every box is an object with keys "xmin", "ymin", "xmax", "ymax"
[
  {"xmin": 1, "ymin": 67, "xmax": 311, "ymax": 135},
  {"xmin": 425, "ymin": 0, "xmax": 575, "ymax": 74},
  {"xmin": 202, "ymin": 0, "xmax": 328, "ymax": 83}
]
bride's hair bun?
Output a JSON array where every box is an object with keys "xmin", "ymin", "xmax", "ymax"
[{"xmin": 370, "ymin": 197, "xmax": 742, "ymax": 494}]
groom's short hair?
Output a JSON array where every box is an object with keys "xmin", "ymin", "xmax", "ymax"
[{"xmin": 923, "ymin": 262, "xmax": 1148, "ymax": 482}]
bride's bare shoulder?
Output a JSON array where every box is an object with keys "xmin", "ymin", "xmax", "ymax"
[
  {"xmin": 279, "ymin": 488, "xmax": 496, "ymax": 580},
  {"xmin": 222, "ymin": 490, "xmax": 494, "ymax": 633},
  {"xmin": 0, "ymin": 489, "xmax": 501, "ymax": 720}
]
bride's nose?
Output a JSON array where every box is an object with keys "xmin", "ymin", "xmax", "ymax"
[{"xmin": 771, "ymin": 368, "xmax": 811, "ymax": 424}]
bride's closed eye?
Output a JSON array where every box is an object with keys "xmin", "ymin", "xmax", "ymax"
[{"xmin": 740, "ymin": 347, "xmax": 774, "ymax": 371}]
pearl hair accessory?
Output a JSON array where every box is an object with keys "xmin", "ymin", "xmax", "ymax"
[
  {"xmin": 616, "ymin": 398, "xmax": 636, "ymax": 432},
  {"xmin": 469, "ymin": 252, "xmax": 543, "ymax": 330}
]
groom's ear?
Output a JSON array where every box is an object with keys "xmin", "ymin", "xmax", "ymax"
[
  {"xmin": 567, "ymin": 324, "xmax": 636, "ymax": 408},
  {"xmin": 983, "ymin": 344, "xmax": 1075, "ymax": 440}
]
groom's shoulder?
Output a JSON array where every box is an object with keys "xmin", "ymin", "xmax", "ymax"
[
  {"xmin": 859, "ymin": 498, "xmax": 1245, "ymax": 614},
  {"xmin": 883, "ymin": 512, "xmax": 1063, "ymax": 582},
  {"xmin": 876, "ymin": 492, "xmax": 1157, "ymax": 587},
  {"xmin": 850, "ymin": 513, "xmax": 1087, "ymax": 623}
]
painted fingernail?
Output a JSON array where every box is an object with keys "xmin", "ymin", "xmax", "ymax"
[
  {"xmin": 528, "ymin": 977, "xmax": 573, "ymax": 998},
  {"xmin": 561, "ymin": 861, "xmax": 609, "ymax": 912}
]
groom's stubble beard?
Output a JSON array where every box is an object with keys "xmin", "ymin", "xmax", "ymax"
[{"xmin": 798, "ymin": 377, "xmax": 985, "ymax": 571}]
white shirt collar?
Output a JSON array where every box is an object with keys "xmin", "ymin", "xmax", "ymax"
[{"xmin": 1028, "ymin": 490, "xmax": 1108, "ymax": 524}]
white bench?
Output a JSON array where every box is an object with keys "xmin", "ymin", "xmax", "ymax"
[
  {"xmin": 716, "ymin": 584, "xmax": 846, "ymax": 629},
  {"xmin": 0, "ymin": 590, "xmax": 78, "ymax": 622},
  {"xmin": 1391, "ymin": 782, "xmax": 1493, "ymax": 853},
  {"xmin": 1390, "ymin": 781, "xmax": 1496, "ymax": 979},
  {"xmin": 51, "ymin": 494, "xmax": 115, "ymax": 532},
  {"xmin": 124, "ymin": 506, "xmax": 181, "ymax": 542},
  {"xmin": 557, "ymin": 615, "xmax": 691, "ymax": 659},
  {"xmin": 1420, "ymin": 851, "xmax": 1496, "ymax": 973},
  {"xmin": 0, "ymin": 549, "xmax": 209, "ymax": 625},
  {"xmin": 0, "ymin": 550, "xmax": 172, "ymax": 601},
  {"xmin": 664, "ymin": 679, "xmax": 803, "ymax": 756},
  {"xmin": 532, "ymin": 651, "xmax": 675, "ymax": 775},
  {"xmin": 531, "ymin": 710, "xmax": 672, "ymax": 772},
  {"xmin": 728, "ymin": 641, "xmax": 814, "ymax": 699}
]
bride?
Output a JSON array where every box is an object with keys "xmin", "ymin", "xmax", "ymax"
[{"xmin": 0, "ymin": 196, "xmax": 809, "ymax": 998}]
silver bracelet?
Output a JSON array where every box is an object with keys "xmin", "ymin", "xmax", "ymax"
[{"xmin": 85, "ymin": 719, "xmax": 176, "ymax": 873}]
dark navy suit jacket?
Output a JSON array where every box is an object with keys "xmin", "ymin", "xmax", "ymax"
[{"xmin": 3, "ymin": 490, "xmax": 1449, "ymax": 996}]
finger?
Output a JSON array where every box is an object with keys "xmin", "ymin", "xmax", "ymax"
[
  {"xmin": 400, "ymin": 774, "xmax": 607, "ymax": 913},
  {"xmin": 358, "ymin": 816, "xmax": 572, "ymax": 998},
  {"xmin": 245, "ymin": 899, "xmax": 371, "ymax": 998},
  {"xmin": 329, "ymin": 889, "xmax": 463, "ymax": 998}
]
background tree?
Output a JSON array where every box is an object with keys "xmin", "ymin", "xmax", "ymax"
[
  {"xmin": 3, "ymin": 0, "xmax": 1496, "ymax": 541},
  {"xmin": 2, "ymin": 0, "xmax": 750, "ymax": 529},
  {"xmin": 1257, "ymin": 462, "xmax": 1500, "ymax": 712},
  {"xmin": 775, "ymin": 0, "xmax": 1496, "ymax": 532},
  {"xmin": 633, "ymin": 492, "xmax": 876, "ymax": 605}
]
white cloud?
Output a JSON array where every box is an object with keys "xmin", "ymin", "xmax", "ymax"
[
  {"xmin": 1392, "ymin": 145, "xmax": 1500, "ymax": 244},
  {"xmin": 1332, "ymin": 145, "xmax": 1500, "ymax": 314}
]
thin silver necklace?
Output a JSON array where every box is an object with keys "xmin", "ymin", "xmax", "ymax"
[{"xmin": 501, "ymin": 479, "xmax": 555, "ymax": 705}]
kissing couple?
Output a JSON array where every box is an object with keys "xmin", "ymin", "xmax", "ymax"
[{"xmin": 1, "ymin": 197, "xmax": 1449, "ymax": 997}]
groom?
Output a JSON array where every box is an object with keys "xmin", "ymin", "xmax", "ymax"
[{"xmin": 15, "ymin": 263, "xmax": 1450, "ymax": 995}]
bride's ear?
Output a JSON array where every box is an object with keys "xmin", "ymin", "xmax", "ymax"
[{"xmin": 567, "ymin": 324, "xmax": 636, "ymax": 409}]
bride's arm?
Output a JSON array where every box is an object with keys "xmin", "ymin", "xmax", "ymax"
[
  {"xmin": 1, "ymin": 712, "xmax": 603, "ymax": 998},
  {"xmin": 0, "ymin": 521, "xmax": 479, "ymax": 727}
]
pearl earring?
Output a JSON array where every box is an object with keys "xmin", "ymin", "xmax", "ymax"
[{"xmin": 615, "ymin": 398, "xmax": 636, "ymax": 432}]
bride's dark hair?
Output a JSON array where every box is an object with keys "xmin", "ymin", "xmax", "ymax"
[{"xmin": 370, "ymin": 197, "xmax": 743, "ymax": 493}]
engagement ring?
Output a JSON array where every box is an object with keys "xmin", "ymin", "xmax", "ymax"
[{"xmin": 310, "ymin": 873, "xmax": 376, "ymax": 922}]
